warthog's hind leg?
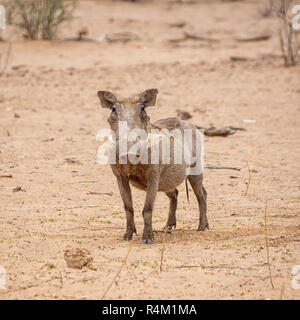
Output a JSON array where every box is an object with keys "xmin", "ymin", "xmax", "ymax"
[
  {"xmin": 116, "ymin": 177, "xmax": 136, "ymax": 240},
  {"xmin": 142, "ymin": 176, "xmax": 159, "ymax": 244},
  {"xmin": 165, "ymin": 189, "xmax": 178, "ymax": 229},
  {"xmin": 187, "ymin": 174, "xmax": 209, "ymax": 231}
]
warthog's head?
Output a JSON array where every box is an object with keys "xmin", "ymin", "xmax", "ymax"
[
  {"xmin": 97, "ymin": 88, "xmax": 158, "ymax": 136},
  {"xmin": 97, "ymin": 89, "xmax": 158, "ymax": 163}
]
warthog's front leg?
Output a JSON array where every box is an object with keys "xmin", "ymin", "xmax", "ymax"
[
  {"xmin": 142, "ymin": 175, "xmax": 159, "ymax": 244},
  {"xmin": 116, "ymin": 177, "xmax": 136, "ymax": 240}
]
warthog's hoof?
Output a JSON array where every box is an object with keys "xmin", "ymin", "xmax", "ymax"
[
  {"xmin": 123, "ymin": 227, "xmax": 136, "ymax": 241},
  {"xmin": 197, "ymin": 223, "xmax": 209, "ymax": 231},
  {"xmin": 123, "ymin": 233, "xmax": 133, "ymax": 241},
  {"xmin": 166, "ymin": 222, "xmax": 176, "ymax": 230},
  {"xmin": 143, "ymin": 239, "xmax": 153, "ymax": 244}
]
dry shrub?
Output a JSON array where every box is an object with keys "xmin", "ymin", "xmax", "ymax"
[
  {"xmin": 5, "ymin": 0, "xmax": 77, "ymax": 40},
  {"xmin": 274, "ymin": 0, "xmax": 299, "ymax": 66}
]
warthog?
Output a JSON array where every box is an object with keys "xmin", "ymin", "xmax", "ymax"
[{"xmin": 97, "ymin": 88, "xmax": 208, "ymax": 244}]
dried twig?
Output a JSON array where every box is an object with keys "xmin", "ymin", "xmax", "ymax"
[
  {"xmin": 168, "ymin": 31, "xmax": 219, "ymax": 43},
  {"xmin": 245, "ymin": 162, "xmax": 253, "ymax": 195},
  {"xmin": 183, "ymin": 31, "xmax": 219, "ymax": 42},
  {"xmin": 65, "ymin": 204, "xmax": 121, "ymax": 210},
  {"xmin": 264, "ymin": 191, "xmax": 275, "ymax": 289},
  {"xmin": 205, "ymin": 164, "xmax": 241, "ymax": 171},
  {"xmin": 169, "ymin": 21, "xmax": 186, "ymax": 28},
  {"xmin": 160, "ymin": 217, "xmax": 169, "ymax": 272},
  {"xmin": 101, "ymin": 241, "xmax": 133, "ymax": 300},
  {"xmin": 106, "ymin": 32, "xmax": 140, "ymax": 43},
  {"xmin": 234, "ymin": 34, "xmax": 271, "ymax": 42},
  {"xmin": 0, "ymin": 174, "xmax": 13, "ymax": 178},
  {"xmin": 176, "ymin": 264, "xmax": 252, "ymax": 270},
  {"xmin": 197, "ymin": 125, "xmax": 246, "ymax": 137},
  {"xmin": 64, "ymin": 157, "xmax": 81, "ymax": 164},
  {"xmin": 59, "ymin": 271, "xmax": 63, "ymax": 289},
  {"xmin": 13, "ymin": 186, "xmax": 26, "ymax": 192},
  {"xmin": 86, "ymin": 191, "xmax": 113, "ymax": 196},
  {"xmin": 61, "ymin": 225, "xmax": 123, "ymax": 232},
  {"xmin": 63, "ymin": 36, "xmax": 95, "ymax": 42},
  {"xmin": 230, "ymin": 56, "xmax": 249, "ymax": 61},
  {"xmin": 245, "ymin": 136, "xmax": 255, "ymax": 196},
  {"xmin": 169, "ymin": 0, "xmax": 198, "ymax": 4},
  {"xmin": 154, "ymin": 222, "xmax": 195, "ymax": 233},
  {"xmin": 279, "ymin": 282, "xmax": 285, "ymax": 299}
]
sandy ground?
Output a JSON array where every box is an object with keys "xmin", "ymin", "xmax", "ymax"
[{"xmin": 0, "ymin": 0, "xmax": 299, "ymax": 300}]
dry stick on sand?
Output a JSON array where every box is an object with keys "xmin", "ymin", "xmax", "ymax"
[
  {"xmin": 279, "ymin": 282, "xmax": 285, "ymax": 300},
  {"xmin": 245, "ymin": 136, "xmax": 255, "ymax": 196},
  {"xmin": 264, "ymin": 191, "xmax": 275, "ymax": 290},
  {"xmin": 159, "ymin": 220, "xmax": 199, "ymax": 271},
  {"xmin": 234, "ymin": 34, "xmax": 271, "ymax": 42},
  {"xmin": 160, "ymin": 217, "xmax": 169, "ymax": 272},
  {"xmin": 59, "ymin": 271, "xmax": 64, "ymax": 289},
  {"xmin": 252, "ymin": 168, "xmax": 257, "ymax": 197},
  {"xmin": 65, "ymin": 204, "xmax": 121, "ymax": 210},
  {"xmin": 245, "ymin": 162, "xmax": 253, "ymax": 195},
  {"xmin": 101, "ymin": 241, "xmax": 133, "ymax": 300},
  {"xmin": 168, "ymin": 31, "xmax": 219, "ymax": 43},
  {"xmin": 200, "ymin": 125, "xmax": 246, "ymax": 137},
  {"xmin": 0, "ymin": 174, "xmax": 13, "ymax": 178},
  {"xmin": 61, "ymin": 225, "xmax": 124, "ymax": 232},
  {"xmin": 205, "ymin": 164, "xmax": 241, "ymax": 171},
  {"xmin": 176, "ymin": 265, "xmax": 251, "ymax": 270},
  {"xmin": 154, "ymin": 222, "xmax": 195, "ymax": 233}
]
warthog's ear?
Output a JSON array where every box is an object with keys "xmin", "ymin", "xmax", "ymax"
[
  {"xmin": 139, "ymin": 88, "xmax": 158, "ymax": 108},
  {"xmin": 97, "ymin": 91, "xmax": 117, "ymax": 109}
]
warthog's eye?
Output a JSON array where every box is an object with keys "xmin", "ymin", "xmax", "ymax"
[
  {"xmin": 109, "ymin": 107, "xmax": 118, "ymax": 121},
  {"xmin": 141, "ymin": 109, "xmax": 147, "ymax": 120},
  {"xmin": 140, "ymin": 105, "xmax": 148, "ymax": 121}
]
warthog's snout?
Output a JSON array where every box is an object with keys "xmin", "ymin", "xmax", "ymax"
[{"xmin": 119, "ymin": 152, "xmax": 141, "ymax": 163}]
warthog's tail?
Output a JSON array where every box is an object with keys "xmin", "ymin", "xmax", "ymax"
[{"xmin": 185, "ymin": 179, "xmax": 190, "ymax": 203}]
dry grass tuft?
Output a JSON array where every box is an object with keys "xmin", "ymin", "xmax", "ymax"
[
  {"xmin": 160, "ymin": 223, "xmax": 168, "ymax": 272},
  {"xmin": 245, "ymin": 136, "xmax": 255, "ymax": 196},
  {"xmin": 264, "ymin": 191, "xmax": 275, "ymax": 289}
]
